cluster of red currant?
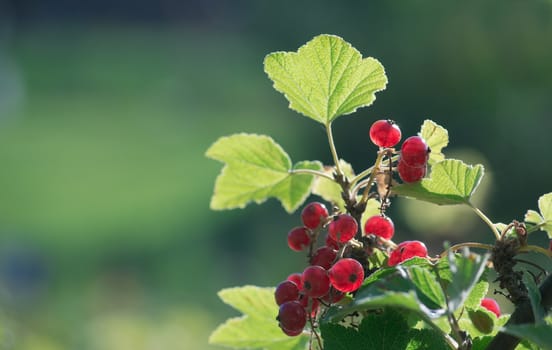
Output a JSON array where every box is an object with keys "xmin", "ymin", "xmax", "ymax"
[{"xmin": 275, "ymin": 120, "xmax": 435, "ymax": 336}]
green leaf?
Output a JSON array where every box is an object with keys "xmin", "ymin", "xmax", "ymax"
[
  {"xmin": 464, "ymin": 273, "xmax": 489, "ymax": 309},
  {"xmin": 407, "ymin": 266, "xmax": 446, "ymax": 309},
  {"xmin": 321, "ymin": 309, "xmax": 448, "ymax": 350},
  {"xmin": 538, "ymin": 193, "xmax": 552, "ymax": 237},
  {"xmin": 393, "ymin": 159, "xmax": 485, "ymax": 205},
  {"xmin": 311, "ymin": 160, "xmax": 355, "ymax": 210},
  {"xmin": 447, "ymin": 253, "xmax": 489, "ymax": 312},
  {"xmin": 264, "ymin": 34, "xmax": 387, "ymax": 125},
  {"xmin": 472, "ymin": 336, "xmax": 493, "ymax": 350},
  {"xmin": 209, "ymin": 285, "xmax": 308, "ymax": 349},
  {"xmin": 326, "ymin": 264, "xmax": 446, "ymax": 323},
  {"xmin": 207, "ymin": 134, "xmax": 322, "ymax": 213},
  {"xmin": 524, "ymin": 210, "xmax": 543, "ymax": 225},
  {"xmin": 467, "ymin": 308, "xmax": 495, "ymax": 334},
  {"xmin": 420, "ymin": 120, "xmax": 449, "ymax": 165},
  {"xmin": 503, "ymin": 323, "xmax": 552, "ymax": 350},
  {"xmin": 524, "ymin": 274, "xmax": 546, "ymax": 324}
]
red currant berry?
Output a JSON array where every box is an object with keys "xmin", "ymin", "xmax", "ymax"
[
  {"xmin": 275, "ymin": 280, "xmax": 300, "ymax": 305},
  {"xmin": 310, "ymin": 246, "xmax": 337, "ymax": 270},
  {"xmin": 388, "ymin": 240, "xmax": 428, "ymax": 266},
  {"xmin": 286, "ymin": 273, "xmax": 303, "ymax": 290},
  {"xmin": 322, "ymin": 288, "xmax": 345, "ymax": 304},
  {"xmin": 299, "ymin": 295, "xmax": 320, "ymax": 317},
  {"xmin": 325, "ymin": 234, "xmax": 339, "ymax": 250},
  {"xmin": 328, "ymin": 258, "xmax": 365, "ymax": 292},
  {"xmin": 328, "ymin": 214, "xmax": 358, "ymax": 243},
  {"xmin": 287, "ymin": 227, "xmax": 311, "ymax": 251},
  {"xmin": 277, "ymin": 301, "xmax": 307, "ymax": 334},
  {"xmin": 400, "ymin": 136, "xmax": 429, "ymax": 167},
  {"xmin": 301, "ymin": 202, "xmax": 329, "ymax": 229},
  {"xmin": 364, "ymin": 215, "xmax": 395, "ymax": 240},
  {"xmin": 281, "ymin": 327, "xmax": 303, "ymax": 337},
  {"xmin": 397, "ymin": 158, "xmax": 426, "ymax": 183},
  {"xmin": 480, "ymin": 298, "xmax": 501, "ymax": 317},
  {"xmin": 369, "ymin": 119, "xmax": 402, "ymax": 148},
  {"xmin": 301, "ymin": 265, "xmax": 330, "ymax": 298}
]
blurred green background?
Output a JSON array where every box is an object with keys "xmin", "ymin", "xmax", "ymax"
[{"xmin": 0, "ymin": 1, "xmax": 551, "ymax": 349}]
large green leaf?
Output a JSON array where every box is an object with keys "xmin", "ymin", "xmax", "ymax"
[
  {"xmin": 502, "ymin": 323, "xmax": 552, "ymax": 350},
  {"xmin": 524, "ymin": 192, "xmax": 552, "ymax": 237},
  {"xmin": 393, "ymin": 159, "xmax": 484, "ymax": 205},
  {"xmin": 209, "ymin": 286, "xmax": 308, "ymax": 349},
  {"xmin": 206, "ymin": 134, "xmax": 321, "ymax": 213},
  {"xmin": 321, "ymin": 309, "xmax": 448, "ymax": 350},
  {"xmin": 264, "ymin": 34, "xmax": 387, "ymax": 124},
  {"xmin": 420, "ymin": 120, "xmax": 448, "ymax": 165},
  {"xmin": 407, "ymin": 266, "xmax": 446, "ymax": 309}
]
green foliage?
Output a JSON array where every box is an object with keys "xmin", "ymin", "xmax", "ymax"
[
  {"xmin": 446, "ymin": 252, "xmax": 489, "ymax": 312},
  {"xmin": 311, "ymin": 160, "xmax": 355, "ymax": 210},
  {"xmin": 264, "ymin": 34, "xmax": 387, "ymax": 125},
  {"xmin": 208, "ymin": 33, "xmax": 552, "ymax": 350},
  {"xmin": 524, "ymin": 192, "xmax": 552, "ymax": 237},
  {"xmin": 209, "ymin": 286, "xmax": 308, "ymax": 349},
  {"xmin": 320, "ymin": 309, "xmax": 449, "ymax": 350},
  {"xmin": 393, "ymin": 159, "xmax": 485, "ymax": 205},
  {"xmin": 420, "ymin": 120, "xmax": 449, "ymax": 165},
  {"xmin": 502, "ymin": 323, "xmax": 552, "ymax": 350},
  {"xmin": 206, "ymin": 134, "xmax": 321, "ymax": 213}
]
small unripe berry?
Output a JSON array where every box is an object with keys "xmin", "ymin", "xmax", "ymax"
[
  {"xmin": 388, "ymin": 240, "xmax": 428, "ymax": 266},
  {"xmin": 287, "ymin": 227, "xmax": 311, "ymax": 251},
  {"xmin": 329, "ymin": 258, "xmax": 364, "ymax": 292},
  {"xmin": 369, "ymin": 119, "xmax": 402, "ymax": 148},
  {"xmin": 480, "ymin": 298, "xmax": 501, "ymax": 317},
  {"xmin": 364, "ymin": 215, "xmax": 394, "ymax": 240},
  {"xmin": 301, "ymin": 202, "xmax": 329, "ymax": 229},
  {"xmin": 275, "ymin": 280, "xmax": 300, "ymax": 305},
  {"xmin": 401, "ymin": 136, "xmax": 429, "ymax": 167},
  {"xmin": 328, "ymin": 214, "xmax": 358, "ymax": 243},
  {"xmin": 302, "ymin": 265, "xmax": 330, "ymax": 298}
]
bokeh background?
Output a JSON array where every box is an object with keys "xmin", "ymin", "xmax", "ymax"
[{"xmin": 0, "ymin": 1, "xmax": 551, "ymax": 349}]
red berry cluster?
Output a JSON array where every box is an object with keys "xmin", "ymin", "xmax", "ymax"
[
  {"xmin": 276, "ymin": 120, "xmax": 432, "ymax": 337},
  {"xmin": 369, "ymin": 119, "xmax": 430, "ymax": 183},
  {"xmin": 276, "ymin": 202, "xmax": 365, "ymax": 336}
]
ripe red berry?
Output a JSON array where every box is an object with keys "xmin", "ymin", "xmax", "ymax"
[
  {"xmin": 328, "ymin": 214, "xmax": 358, "ymax": 243},
  {"xmin": 281, "ymin": 327, "xmax": 303, "ymax": 337},
  {"xmin": 301, "ymin": 265, "xmax": 330, "ymax": 298},
  {"xmin": 278, "ymin": 301, "xmax": 307, "ymax": 334},
  {"xmin": 322, "ymin": 288, "xmax": 345, "ymax": 304},
  {"xmin": 275, "ymin": 280, "xmax": 300, "ymax": 305},
  {"xmin": 388, "ymin": 240, "xmax": 428, "ymax": 266},
  {"xmin": 299, "ymin": 295, "xmax": 320, "ymax": 317},
  {"xmin": 364, "ymin": 215, "xmax": 395, "ymax": 240},
  {"xmin": 286, "ymin": 273, "xmax": 303, "ymax": 290},
  {"xmin": 310, "ymin": 246, "xmax": 337, "ymax": 270},
  {"xmin": 400, "ymin": 136, "xmax": 429, "ymax": 167},
  {"xmin": 301, "ymin": 202, "xmax": 329, "ymax": 229},
  {"xmin": 325, "ymin": 234, "xmax": 340, "ymax": 250},
  {"xmin": 369, "ymin": 119, "xmax": 402, "ymax": 148},
  {"xmin": 480, "ymin": 298, "xmax": 501, "ymax": 317},
  {"xmin": 287, "ymin": 227, "xmax": 311, "ymax": 251},
  {"xmin": 397, "ymin": 158, "xmax": 426, "ymax": 183},
  {"xmin": 328, "ymin": 258, "xmax": 365, "ymax": 292}
]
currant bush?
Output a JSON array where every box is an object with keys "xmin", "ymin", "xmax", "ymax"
[{"xmin": 209, "ymin": 35, "xmax": 552, "ymax": 350}]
